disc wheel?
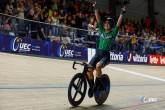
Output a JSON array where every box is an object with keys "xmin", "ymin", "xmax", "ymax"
[
  {"xmin": 68, "ymin": 73, "xmax": 87, "ymax": 107},
  {"xmin": 94, "ymin": 74, "xmax": 111, "ymax": 105}
]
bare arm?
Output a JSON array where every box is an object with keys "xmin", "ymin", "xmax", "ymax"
[{"xmin": 116, "ymin": 15, "xmax": 123, "ymax": 27}]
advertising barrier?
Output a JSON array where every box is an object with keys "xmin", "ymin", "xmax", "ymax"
[
  {"xmin": 88, "ymin": 49, "xmax": 165, "ymax": 65},
  {"xmin": 110, "ymin": 52, "xmax": 149, "ymax": 64},
  {"xmin": 110, "ymin": 51, "xmax": 125, "ymax": 62},
  {"xmin": 130, "ymin": 54, "xmax": 149, "ymax": 64},
  {"xmin": 0, "ymin": 34, "xmax": 88, "ymax": 61},
  {"xmin": 0, "ymin": 34, "xmax": 56, "ymax": 56},
  {"xmin": 0, "ymin": 34, "xmax": 165, "ymax": 65},
  {"xmin": 55, "ymin": 44, "xmax": 87, "ymax": 60},
  {"xmin": 149, "ymin": 55, "xmax": 165, "ymax": 65}
]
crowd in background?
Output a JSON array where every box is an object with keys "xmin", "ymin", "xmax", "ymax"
[{"xmin": 0, "ymin": 0, "xmax": 165, "ymax": 55}]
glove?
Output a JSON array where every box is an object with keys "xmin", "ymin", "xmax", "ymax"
[
  {"xmin": 120, "ymin": 6, "xmax": 126, "ymax": 15},
  {"xmin": 93, "ymin": 2, "xmax": 98, "ymax": 11}
]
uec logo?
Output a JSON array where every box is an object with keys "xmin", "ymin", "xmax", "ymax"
[
  {"xmin": 10, "ymin": 37, "xmax": 31, "ymax": 52},
  {"xmin": 141, "ymin": 96, "xmax": 157, "ymax": 103},
  {"xmin": 59, "ymin": 45, "xmax": 74, "ymax": 57}
]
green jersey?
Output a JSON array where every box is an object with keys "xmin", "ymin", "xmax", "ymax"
[{"xmin": 98, "ymin": 22, "xmax": 119, "ymax": 51}]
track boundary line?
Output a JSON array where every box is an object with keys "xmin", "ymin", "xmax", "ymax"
[{"xmin": 107, "ymin": 66, "xmax": 165, "ymax": 82}]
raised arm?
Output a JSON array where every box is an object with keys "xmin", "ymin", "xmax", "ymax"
[
  {"xmin": 93, "ymin": 2, "xmax": 101, "ymax": 23},
  {"xmin": 116, "ymin": 6, "xmax": 126, "ymax": 27}
]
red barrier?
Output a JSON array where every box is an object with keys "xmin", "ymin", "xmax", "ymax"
[{"xmin": 149, "ymin": 55, "xmax": 165, "ymax": 65}]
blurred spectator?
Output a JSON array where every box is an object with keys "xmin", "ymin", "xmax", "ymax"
[
  {"xmin": 142, "ymin": 27, "xmax": 150, "ymax": 38},
  {"xmin": 76, "ymin": 12, "xmax": 85, "ymax": 29},
  {"xmin": 145, "ymin": 16, "xmax": 151, "ymax": 28},
  {"xmin": 58, "ymin": 8, "xmax": 66, "ymax": 24},
  {"xmin": 87, "ymin": 16, "xmax": 95, "ymax": 35},
  {"xmin": 52, "ymin": 0, "xmax": 58, "ymax": 11},
  {"xmin": 40, "ymin": 16, "xmax": 52, "ymax": 41},
  {"xmin": 0, "ymin": 0, "xmax": 164, "ymax": 54},
  {"xmin": 66, "ymin": 15, "xmax": 73, "ymax": 27},
  {"xmin": 25, "ymin": 0, "xmax": 33, "ymax": 17},
  {"xmin": 1, "ymin": 20, "xmax": 11, "ymax": 32},
  {"xmin": 51, "ymin": 10, "xmax": 60, "ymax": 36},
  {"xmin": 70, "ymin": 15, "xmax": 76, "ymax": 27},
  {"xmin": 68, "ymin": 1, "xmax": 75, "ymax": 15},
  {"xmin": 48, "ymin": 8, "xmax": 53, "ymax": 17},
  {"xmin": 41, "ymin": 10, "xmax": 49, "ymax": 22},
  {"xmin": 73, "ymin": 1, "xmax": 79, "ymax": 13},
  {"xmin": 26, "ymin": 9, "xmax": 39, "ymax": 40},
  {"xmin": 5, "ymin": 0, "xmax": 14, "ymax": 15},
  {"xmin": 59, "ymin": 0, "xmax": 67, "ymax": 14},
  {"xmin": 17, "ymin": 1, "xmax": 25, "ymax": 30},
  {"xmin": 33, "ymin": 2, "xmax": 41, "ymax": 16},
  {"xmin": 93, "ymin": 20, "xmax": 99, "ymax": 32}
]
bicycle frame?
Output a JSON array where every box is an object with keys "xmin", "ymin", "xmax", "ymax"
[{"xmin": 72, "ymin": 61, "xmax": 93, "ymax": 89}]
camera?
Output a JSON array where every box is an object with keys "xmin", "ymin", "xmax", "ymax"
[{"xmin": 122, "ymin": 0, "xmax": 130, "ymax": 5}]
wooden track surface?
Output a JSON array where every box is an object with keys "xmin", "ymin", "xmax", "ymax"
[{"xmin": 0, "ymin": 52, "xmax": 165, "ymax": 110}]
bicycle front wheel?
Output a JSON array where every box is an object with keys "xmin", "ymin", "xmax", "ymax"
[{"xmin": 68, "ymin": 73, "xmax": 87, "ymax": 107}]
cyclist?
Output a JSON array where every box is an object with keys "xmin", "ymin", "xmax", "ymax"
[{"xmin": 87, "ymin": 2, "xmax": 126, "ymax": 97}]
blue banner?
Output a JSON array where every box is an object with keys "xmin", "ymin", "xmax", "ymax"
[
  {"xmin": 110, "ymin": 51, "xmax": 149, "ymax": 64},
  {"xmin": 55, "ymin": 43, "xmax": 87, "ymax": 60},
  {"xmin": 0, "ymin": 34, "xmax": 55, "ymax": 56},
  {"xmin": 131, "ymin": 54, "xmax": 149, "ymax": 64},
  {"xmin": 0, "ymin": 34, "xmax": 88, "ymax": 61}
]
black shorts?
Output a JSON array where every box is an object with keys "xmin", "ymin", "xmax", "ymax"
[{"xmin": 88, "ymin": 49, "xmax": 110, "ymax": 69}]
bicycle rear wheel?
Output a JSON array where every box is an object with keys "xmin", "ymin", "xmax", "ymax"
[
  {"xmin": 68, "ymin": 73, "xmax": 87, "ymax": 107},
  {"xmin": 94, "ymin": 74, "xmax": 111, "ymax": 105}
]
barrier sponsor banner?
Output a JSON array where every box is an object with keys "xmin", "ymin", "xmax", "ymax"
[
  {"xmin": 2, "ymin": 34, "xmax": 165, "ymax": 64},
  {"xmin": 110, "ymin": 52, "xmax": 149, "ymax": 64},
  {"xmin": 88, "ymin": 50, "xmax": 149, "ymax": 64},
  {"xmin": 132, "ymin": 54, "xmax": 149, "ymax": 64},
  {"xmin": 0, "ymin": 34, "xmax": 11, "ymax": 51},
  {"xmin": 160, "ymin": 56, "xmax": 165, "ymax": 65},
  {"xmin": 0, "ymin": 34, "xmax": 55, "ymax": 56},
  {"xmin": 149, "ymin": 55, "xmax": 165, "ymax": 65},
  {"xmin": 126, "ymin": 53, "xmax": 133, "ymax": 63},
  {"xmin": 110, "ymin": 51, "xmax": 125, "ymax": 62},
  {"xmin": 149, "ymin": 55, "xmax": 160, "ymax": 65},
  {"xmin": 55, "ymin": 43, "xmax": 87, "ymax": 60},
  {"xmin": 0, "ymin": 34, "xmax": 88, "ymax": 60}
]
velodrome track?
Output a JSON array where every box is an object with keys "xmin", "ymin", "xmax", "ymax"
[{"xmin": 0, "ymin": 52, "xmax": 165, "ymax": 110}]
